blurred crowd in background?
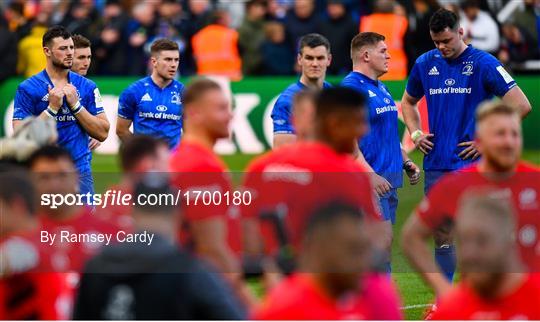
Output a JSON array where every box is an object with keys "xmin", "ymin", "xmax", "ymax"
[{"xmin": 0, "ymin": 0, "xmax": 539, "ymax": 82}]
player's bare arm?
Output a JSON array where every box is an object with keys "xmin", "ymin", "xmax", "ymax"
[
  {"xmin": 273, "ymin": 133, "xmax": 296, "ymax": 148},
  {"xmin": 401, "ymin": 90, "xmax": 434, "ymax": 154},
  {"xmin": 241, "ymin": 217, "xmax": 264, "ymax": 255},
  {"xmin": 63, "ymin": 84, "xmax": 109, "ymax": 141},
  {"xmin": 116, "ymin": 117, "xmax": 134, "ymax": 142},
  {"xmin": 502, "ymin": 86, "xmax": 532, "ymax": 118},
  {"xmin": 402, "ymin": 212, "xmax": 452, "ymax": 296}
]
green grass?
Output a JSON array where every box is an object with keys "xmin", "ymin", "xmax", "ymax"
[{"xmin": 91, "ymin": 149, "xmax": 540, "ymax": 319}]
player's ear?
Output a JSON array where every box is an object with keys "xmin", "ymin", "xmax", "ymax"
[
  {"xmin": 43, "ymin": 46, "xmax": 51, "ymax": 57},
  {"xmin": 326, "ymin": 53, "xmax": 332, "ymax": 67},
  {"xmin": 297, "ymin": 52, "xmax": 302, "ymax": 64},
  {"xmin": 458, "ymin": 27, "xmax": 464, "ymax": 38}
]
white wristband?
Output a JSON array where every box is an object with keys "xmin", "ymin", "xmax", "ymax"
[{"xmin": 411, "ymin": 130, "xmax": 424, "ymax": 142}]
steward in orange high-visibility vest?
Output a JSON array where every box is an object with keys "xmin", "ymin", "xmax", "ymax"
[
  {"xmin": 192, "ymin": 11, "xmax": 242, "ymax": 80},
  {"xmin": 360, "ymin": 2, "xmax": 408, "ymax": 80}
]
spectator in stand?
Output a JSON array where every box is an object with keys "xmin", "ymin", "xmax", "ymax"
[
  {"xmin": 90, "ymin": 0, "xmax": 129, "ymax": 75},
  {"xmin": 460, "ymin": 0, "xmax": 500, "ymax": 55},
  {"xmin": 192, "ymin": 10, "xmax": 242, "ymax": 80},
  {"xmin": 17, "ymin": 11, "xmax": 48, "ymax": 78},
  {"xmin": 125, "ymin": 2, "xmax": 157, "ymax": 76},
  {"xmin": 261, "ymin": 21, "xmax": 294, "ymax": 75},
  {"xmin": 360, "ymin": 0, "xmax": 408, "ymax": 80},
  {"xmin": 266, "ymin": 0, "xmax": 288, "ymax": 20},
  {"xmin": 153, "ymin": 0, "xmax": 187, "ymax": 55},
  {"xmin": 499, "ymin": 22, "xmax": 540, "ymax": 64},
  {"xmin": 0, "ymin": 10, "xmax": 18, "ymax": 83},
  {"xmin": 60, "ymin": 0, "xmax": 97, "ymax": 36},
  {"xmin": 284, "ymin": 0, "xmax": 318, "ymax": 56},
  {"xmin": 182, "ymin": 0, "xmax": 214, "ymax": 76},
  {"xmin": 404, "ymin": 0, "xmax": 440, "ymax": 72},
  {"xmin": 317, "ymin": 0, "xmax": 357, "ymax": 75},
  {"xmin": 4, "ymin": 2, "xmax": 32, "ymax": 40},
  {"xmin": 238, "ymin": 0, "xmax": 267, "ymax": 76},
  {"xmin": 510, "ymin": 0, "xmax": 539, "ymax": 45}
]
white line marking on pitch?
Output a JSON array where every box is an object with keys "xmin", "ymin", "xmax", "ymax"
[{"xmin": 401, "ymin": 304, "xmax": 431, "ymax": 310}]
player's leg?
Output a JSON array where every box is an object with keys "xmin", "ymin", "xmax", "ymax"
[
  {"xmin": 425, "ymin": 170, "xmax": 456, "ymax": 282},
  {"xmin": 379, "ymin": 189, "xmax": 398, "ymax": 274}
]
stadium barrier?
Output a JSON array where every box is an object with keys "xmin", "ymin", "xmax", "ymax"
[{"xmin": 1, "ymin": 76, "xmax": 539, "ymax": 153}]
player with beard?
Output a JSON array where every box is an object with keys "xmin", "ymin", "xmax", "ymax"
[
  {"xmin": 271, "ymin": 33, "xmax": 332, "ymax": 148},
  {"xmin": 402, "ymin": 101, "xmax": 540, "ymax": 298},
  {"xmin": 116, "ymin": 39, "xmax": 185, "ymax": 149},
  {"xmin": 432, "ymin": 194, "xmax": 540, "ymax": 320},
  {"xmin": 13, "ymin": 25, "xmax": 110, "ymax": 196}
]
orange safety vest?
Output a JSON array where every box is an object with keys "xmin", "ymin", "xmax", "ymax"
[
  {"xmin": 192, "ymin": 25, "xmax": 243, "ymax": 80},
  {"xmin": 360, "ymin": 13, "xmax": 408, "ymax": 80}
]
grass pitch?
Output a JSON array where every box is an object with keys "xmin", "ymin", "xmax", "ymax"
[{"xmin": 92, "ymin": 149, "xmax": 540, "ymax": 320}]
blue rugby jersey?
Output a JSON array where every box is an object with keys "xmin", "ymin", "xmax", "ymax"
[
  {"xmin": 118, "ymin": 76, "xmax": 184, "ymax": 149},
  {"xmin": 13, "ymin": 70, "xmax": 104, "ymax": 174},
  {"xmin": 406, "ymin": 45, "xmax": 517, "ymax": 171},
  {"xmin": 342, "ymin": 71, "xmax": 403, "ymax": 188},
  {"xmin": 271, "ymin": 80, "xmax": 332, "ymax": 134}
]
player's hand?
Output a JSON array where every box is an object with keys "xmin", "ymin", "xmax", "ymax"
[
  {"xmin": 62, "ymin": 84, "xmax": 79, "ymax": 108},
  {"xmin": 404, "ymin": 160, "xmax": 421, "ymax": 185},
  {"xmin": 88, "ymin": 138, "xmax": 101, "ymax": 150},
  {"xmin": 414, "ymin": 133, "xmax": 434, "ymax": 154},
  {"xmin": 370, "ymin": 173, "xmax": 393, "ymax": 197},
  {"xmin": 457, "ymin": 141, "xmax": 480, "ymax": 160},
  {"xmin": 47, "ymin": 85, "xmax": 64, "ymax": 111}
]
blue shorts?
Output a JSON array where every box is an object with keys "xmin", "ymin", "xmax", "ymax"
[
  {"xmin": 424, "ymin": 170, "xmax": 451, "ymax": 195},
  {"xmin": 79, "ymin": 171, "xmax": 95, "ymax": 197},
  {"xmin": 379, "ymin": 188, "xmax": 399, "ymax": 224}
]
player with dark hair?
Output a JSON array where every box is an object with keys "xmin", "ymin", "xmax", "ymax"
[
  {"xmin": 402, "ymin": 101, "xmax": 540, "ymax": 299},
  {"xmin": 116, "ymin": 39, "xmax": 184, "ymax": 149},
  {"xmin": 242, "ymin": 87, "xmax": 384, "ymax": 259},
  {"xmin": 97, "ymin": 135, "xmax": 170, "ymax": 229},
  {"xmin": 13, "ymin": 25, "xmax": 110, "ymax": 196},
  {"xmin": 400, "ymin": 8, "xmax": 532, "ymax": 282},
  {"xmin": 271, "ymin": 33, "xmax": 332, "ymax": 148},
  {"xmin": 73, "ymin": 173, "xmax": 246, "ymax": 320},
  {"xmin": 431, "ymin": 194, "xmax": 540, "ymax": 320},
  {"xmin": 28, "ymin": 145, "xmax": 118, "ymax": 273},
  {"xmin": 0, "ymin": 168, "xmax": 70, "ymax": 320},
  {"xmin": 342, "ymin": 32, "xmax": 420, "ymax": 273},
  {"xmin": 71, "ymin": 34, "xmax": 92, "ymax": 77}
]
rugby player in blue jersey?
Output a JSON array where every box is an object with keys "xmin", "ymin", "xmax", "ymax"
[
  {"xmin": 13, "ymin": 26, "xmax": 110, "ymax": 196},
  {"xmin": 400, "ymin": 8, "xmax": 531, "ymax": 284},
  {"xmin": 342, "ymin": 32, "xmax": 421, "ymax": 273},
  {"xmin": 271, "ymin": 33, "xmax": 332, "ymax": 148},
  {"xmin": 116, "ymin": 39, "xmax": 184, "ymax": 150}
]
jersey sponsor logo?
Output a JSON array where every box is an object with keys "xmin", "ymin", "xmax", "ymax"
[
  {"xmin": 171, "ymin": 91, "xmax": 181, "ymax": 105},
  {"xmin": 368, "ymin": 90, "xmax": 377, "ymax": 97},
  {"xmin": 462, "ymin": 63, "xmax": 474, "ymax": 76},
  {"xmin": 262, "ymin": 164, "xmax": 313, "ymax": 185},
  {"xmin": 156, "ymin": 105, "xmax": 168, "ymax": 112},
  {"xmin": 140, "ymin": 93, "xmax": 153, "ymax": 102},
  {"xmin": 375, "ymin": 105, "xmax": 398, "ymax": 115},
  {"xmin": 428, "ymin": 66, "xmax": 439, "ymax": 76},
  {"xmin": 444, "ymin": 78, "xmax": 456, "ymax": 86},
  {"xmin": 429, "ymin": 87, "xmax": 472, "ymax": 95},
  {"xmin": 138, "ymin": 111, "xmax": 181, "ymax": 121},
  {"xmin": 94, "ymin": 88, "xmax": 104, "ymax": 108},
  {"xmin": 496, "ymin": 66, "xmax": 514, "ymax": 84}
]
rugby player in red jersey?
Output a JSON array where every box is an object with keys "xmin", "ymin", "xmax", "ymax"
[
  {"xmin": 432, "ymin": 194, "xmax": 540, "ymax": 320},
  {"xmin": 253, "ymin": 202, "xmax": 401, "ymax": 320},
  {"xmin": 0, "ymin": 168, "xmax": 70, "ymax": 320},
  {"xmin": 242, "ymin": 87, "xmax": 383, "ymax": 257},
  {"xmin": 97, "ymin": 135, "xmax": 170, "ymax": 230},
  {"xmin": 28, "ymin": 146, "xmax": 119, "ymax": 273},
  {"xmin": 402, "ymin": 101, "xmax": 540, "ymax": 298}
]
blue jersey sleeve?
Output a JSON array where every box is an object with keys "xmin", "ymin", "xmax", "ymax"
[
  {"xmin": 271, "ymin": 96, "xmax": 294, "ymax": 134},
  {"xmin": 84, "ymin": 82, "xmax": 105, "ymax": 116},
  {"xmin": 118, "ymin": 87, "xmax": 137, "ymax": 120},
  {"xmin": 13, "ymin": 85, "xmax": 35, "ymax": 120},
  {"xmin": 406, "ymin": 62, "xmax": 424, "ymax": 99},
  {"xmin": 482, "ymin": 57, "xmax": 517, "ymax": 98}
]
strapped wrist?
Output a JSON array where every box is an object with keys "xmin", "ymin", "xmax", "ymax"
[{"xmin": 411, "ymin": 130, "xmax": 424, "ymax": 142}]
